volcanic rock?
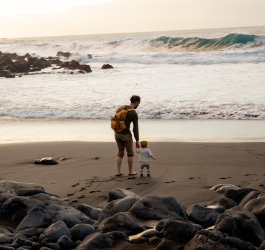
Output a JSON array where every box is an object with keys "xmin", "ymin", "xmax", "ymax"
[{"xmin": 129, "ymin": 194, "xmax": 188, "ymax": 220}]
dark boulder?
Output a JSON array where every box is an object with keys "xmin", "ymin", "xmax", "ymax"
[
  {"xmin": 239, "ymin": 190, "xmax": 261, "ymax": 206},
  {"xmin": 155, "ymin": 238, "xmax": 184, "ymax": 250},
  {"xmin": 70, "ymin": 224, "xmax": 95, "ymax": 241},
  {"xmin": 16, "ymin": 207, "xmax": 51, "ymax": 231},
  {"xmin": 0, "ymin": 54, "xmax": 13, "ymax": 67},
  {"xmin": 105, "ymin": 231, "xmax": 129, "ymax": 241},
  {"xmin": 187, "ymin": 198, "xmax": 237, "ymax": 228},
  {"xmin": 207, "ymin": 197, "xmax": 238, "ymax": 210},
  {"xmin": 77, "ymin": 232, "xmax": 114, "ymax": 249},
  {"xmin": 0, "ymin": 69, "xmax": 15, "ymax": 78},
  {"xmin": 188, "ymin": 204, "xmax": 224, "ymax": 228},
  {"xmin": 156, "ymin": 217, "xmax": 186, "ymax": 232},
  {"xmin": 61, "ymin": 60, "xmax": 92, "ymax": 73},
  {"xmin": 102, "ymin": 64, "xmax": 113, "ymax": 69},
  {"xmin": 57, "ymin": 235, "xmax": 74, "ymax": 249},
  {"xmin": 109, "ymin": 188, "xmax": 136, "ymax": 201},
  {"xmin": 215, "ymin": 206, "xmax": 265, "ymax": 246},
  {"xmin": 46, "ymin": 57, "xmax": 62, "ymax": 66},
  {"xmin": 79, "ymin": 64, "xmax": 92, "ymax": 73},
  {"xmin": 43, "ymin": 220, "xmax": 71, "ymax": 242},
  {"xmin": 98, "ymin": 196, "xmax": 139, "ymax": 223},
  {"xmin": 184, "ymin": 229, "xmax": 256, "ymax": 250},
  {"xmin": 56, "ymin": 51, "xmax": 72, "ymax": 58},
  {"xmin": 129, "ymin": 194, "xmax": 188, "ymax": 220},
  {"xmin": 97, "ymin": 212, "xmax": 145, "ymax": 235},
  {"xmin": 225, "ymin": 188, "xmax": 258, "ymax": 204},
  {"xmin": 164, "ymin": 219, "xmax": 202, "ymax": 243},
  {"xmin": 76, "ymin": 204, "xmax": 101, "ymax": 221},
  {"xmin": 244, "ymin": 196, "xmax": 265, "ymax": 228},
  {"xmin": 9, "ymin": 61, "xmax": 30, "ymax": 73}
]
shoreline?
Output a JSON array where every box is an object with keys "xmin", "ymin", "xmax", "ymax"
[{"xmin": 1, "ymin": 119, "xmax": 265, "ymax": 143}]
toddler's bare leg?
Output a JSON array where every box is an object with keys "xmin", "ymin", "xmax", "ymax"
[
  {"xmin": 140, "ymin": 166, "xmax": 144, "ymax": 177},
  {"xmin": 147, "ymin": 165, "xmax": 151, "ymax": 177}
]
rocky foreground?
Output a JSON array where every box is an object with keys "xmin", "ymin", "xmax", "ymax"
[
  {"xmin": 1, "ymin": 181, "xmax": 265, "ymax": 249},
  {"xmin": 0, "ymin": 51, "xmax": 113, "ymax": 78}
]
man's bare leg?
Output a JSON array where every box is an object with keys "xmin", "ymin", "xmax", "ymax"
[
  {"xmin": 128, "ymin": 156, "xmax": 134, "ymax": 174},
  {"xmin": 116, "ymin": 156, "xmax": 123, "ymax": 175}
]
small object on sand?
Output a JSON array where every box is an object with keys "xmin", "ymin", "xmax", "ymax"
[
  {"xmin": 34, "ymin": 157, "xmax": 58, "ymax": 165},
  {"xmin": 91, "ymin": 156, "xmax": 100, "ymax": 160}
]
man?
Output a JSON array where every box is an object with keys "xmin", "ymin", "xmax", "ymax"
[{"xmin": 114, "ymin": 95, "xmax": 141, "ymax": 176}]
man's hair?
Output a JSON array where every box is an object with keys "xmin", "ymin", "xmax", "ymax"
[{"xmin": 130, "ymin": 95, "xmax": 141, "ymax": 103}]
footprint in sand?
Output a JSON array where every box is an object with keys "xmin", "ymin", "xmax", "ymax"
[
  {"xmin": 219, "ymin": 177, "xmax": 231, "ymax": 180},
  {"xmin": 78, "ymin": 195, "xmax": 85, "ymax": 199},
  {"xmin": 89, "ymin": 190, "xmax": 101, "ymax": 193},
  {"xmin": 128, "ymin": 177, "xmax": 137, "ymax": 180},
  {"xmin": 126, "ymin": 187, "xmax": 132, "ymax": 190},
  {"xmin": 164, "ymin": 181, "xmax": 175, "ymax": 184},
  {"xmin": 67, "ymin": 193, "xmax": 74, "ymax": 196},
  {"xmin": 188, "ymin": 177, "xmax": 195, "ymax": 180},
  {"xmin": 136, "ymin": 182, "xmax": 149, "ymax": 186},
  {"xmin": 79, "ymin": 187, "xmax": 86, "ymax": 191},
  {"xmin": 72, "ymin": 182, "xmax": 80, "ymax": 187}
]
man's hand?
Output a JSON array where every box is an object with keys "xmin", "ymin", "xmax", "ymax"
[{"xmin": 136, "ymin": 141, "xmax": 140, "ymax": 148}]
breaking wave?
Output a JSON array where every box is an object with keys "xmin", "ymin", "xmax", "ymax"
[{"xmin": 151, "ymin": 33, "xmax": 264, "ymax": 50}]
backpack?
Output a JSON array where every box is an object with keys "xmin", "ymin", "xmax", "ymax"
[{"xmin": 111, "ymin": 105, "xmax": 134, "ymax": 132}]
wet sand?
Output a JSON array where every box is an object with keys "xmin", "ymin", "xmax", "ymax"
[{"xmin": 0, "ymin": 141, "xmax": 265, "ymax": 210}]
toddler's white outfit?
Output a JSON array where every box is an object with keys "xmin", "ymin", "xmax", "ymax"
[{"xmin": 136, "ymin": 147, "xmax": 153, "ymax": 176}]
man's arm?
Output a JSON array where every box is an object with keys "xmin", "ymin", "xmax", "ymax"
[{"xmin": 132, "ymin": 111, "xmax": 139, "ymax": 145}]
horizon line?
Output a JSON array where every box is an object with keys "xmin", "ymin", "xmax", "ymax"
[{"xmin": 1, "ymin": 24, "xmax": 264, "ymax": 40}]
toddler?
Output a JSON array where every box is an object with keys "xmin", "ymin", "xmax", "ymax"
[{"xmin": 136, "ymin": 140, "xmax": 156, "ymax": 177}]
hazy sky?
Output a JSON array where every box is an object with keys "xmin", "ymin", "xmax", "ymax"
[{"xmin": 1, "ymin": 0, "xmax": 265, "ymax": 38}]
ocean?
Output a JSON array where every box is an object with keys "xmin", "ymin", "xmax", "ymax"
[{"xmin": 0, "ymin": 26, "xmax": 265, "ymax": 121}]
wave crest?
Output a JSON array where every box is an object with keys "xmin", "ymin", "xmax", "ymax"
[{"xmin": 151, "ymin": 33, "xmax": 262, "ymax": 50}]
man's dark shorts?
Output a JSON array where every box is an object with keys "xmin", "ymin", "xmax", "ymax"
[{"xmin": 115, "ymin": 132, "xmax": 134, "ymax": 158}]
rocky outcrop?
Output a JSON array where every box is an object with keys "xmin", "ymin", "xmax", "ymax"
[
  {"xmin": 1, "ymin": 182, "xmax": 265, "ymax": 249},
  {"xmin": 0, "ymin": 51, "xmax": 92, "ymax": 78},
  {"xmin": 60, "ymin": 60, "xmax": 92, "ymax": 73},
  {"xmin": 56, "ymin": 51, "xmax": 72, "ymax": 58}
]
